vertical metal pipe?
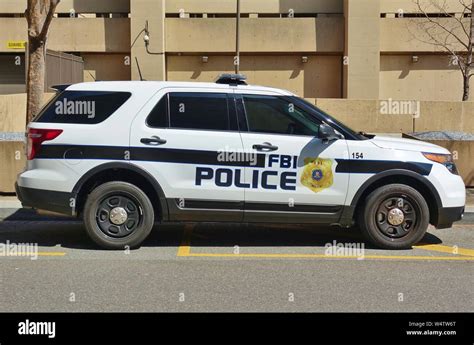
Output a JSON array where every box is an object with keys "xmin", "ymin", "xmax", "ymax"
[{"xmin": 235, "ymin": 0, "xmax": 240, "ymax": 74}]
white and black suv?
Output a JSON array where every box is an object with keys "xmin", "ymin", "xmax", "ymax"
[{"xmin": 16, "ymin": 74, "xmax": 465, "ymax": 249}]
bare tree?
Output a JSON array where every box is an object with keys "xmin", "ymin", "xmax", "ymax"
[
  {"xmin": 409, "ymin": 0, "xmax": 474, "ymax": 101},
  {"xmin": 25, "ymin": 0, "xmax": 60, "ymax": 123}
]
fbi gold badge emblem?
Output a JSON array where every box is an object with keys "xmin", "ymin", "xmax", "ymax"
[{"xmin": 301, "ymin": 158, "xmax": 334, "ymax": 193}]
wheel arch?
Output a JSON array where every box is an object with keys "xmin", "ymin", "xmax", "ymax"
[
  {"xmin": 72, "ymin": 162, "xmax": 169, "ymax": 221},
  {"xmin": 349, "ymin": 169, "xmax": 442, "ymax": 226}
]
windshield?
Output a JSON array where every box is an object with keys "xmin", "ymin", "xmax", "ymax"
[{"xmin": 288, "ymin": 96, "xmax": 368, "ymax": 140}]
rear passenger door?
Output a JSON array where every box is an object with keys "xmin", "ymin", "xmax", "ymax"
[{"xmin": 130, "ymin": 88, "xmax": 245, "ymax": 221}]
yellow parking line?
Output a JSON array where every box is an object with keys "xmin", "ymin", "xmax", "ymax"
[
  {"xmin": 182, "ymin": 252, "xmax": 474, "ymax": 261},
  {"xmin": 176, "ymin": 226, "xmax": 474, "ymax": 261},
  {"xmin": 414, "ymin": 244, "xmax": 474, "ymax": 257},
  {"xmin": 176, "ymin": 225, "xmax": 193, "ymax": 257},
  {"xmin": 37, "ymin": 252, "xmax": 66, "ymax": 256},
  {"xmin": 0, "ymin": 252, "xmax": 66, "ymax": 257}
]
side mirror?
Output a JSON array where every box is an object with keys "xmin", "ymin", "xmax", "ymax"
[{"xmin": 318, "ymin": 124, "xmax": 341, "ymax": 142}]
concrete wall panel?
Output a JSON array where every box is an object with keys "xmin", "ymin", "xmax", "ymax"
[
  {"xmin": 0, "ymin": 18, "xmax": 130, "ymax": 53},
  {"xmin": 0, "ymin": 0, "xmax": 130, "ymax": 14},
  {"xmin": 165, "ymin": 18, "xmax": 344, "ymax": 53},
  {"xmin": 412, "ymin": 139, "xmax": 474, "ymax": 186},
  {"xmin": 0, "ymin": 93, "xmax": 54, "ymax": 133},
  {"xmin": 315, "ymin": 98, "xmax": 474, "ymax": 133},
  {"xmin": 167, "ymin": 55, "xmax": 342, "ymax": 99},
  {"xmin": 82, "ymin": 54, "xmax": 131, "ymax": 82},
  {"xmin": 343, "ymin": 0, "xmax": 380, "ymax": 99},
  {"xmin": 380, "ymin": 54, "xmax": 469, "ymax": 102},
  {"xmin": 315, "ymin": 98, "xmax": 414, "ymax": 133},
  {"xmin": 380, "ymin": 0, "xmax": 467, "ymax": 13},
  {"xmin": 131, "ymin": 0, "xmax": 166, "ymax": 81},
  {"xmin": 380, "ymin": 18, "xmax": 469, "ymax": 53},
  {"xmin": 0, "ymin": 141, "xmax": 26, "ymax": 193},
  {"xmin": 414, "ymin": 101, "xmax": 474, "ymax": 133},
  {"xmin": 165, "ymin": 0, "xmax": 343, "ymax": 14}
]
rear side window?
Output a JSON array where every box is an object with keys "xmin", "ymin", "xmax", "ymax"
[
  {"xmin": 168, "ymin": 92, "xmax": 230, "ymax": 131},
  {"xmin": 35, "ymin": 91, "xmax": 131, "ymax": 124},
  {"xmin": 146, "ymin": 94, "xmax": 168, "ymax": 128}
]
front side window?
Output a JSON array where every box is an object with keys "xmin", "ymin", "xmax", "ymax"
[
  {"xmin": 291, "ymin": 96, "xmax": 363, "ymax": 140},
  {"xmin": 169, "ymin": 92, "xmax": 230, "ymax": 131},
  {"xmin": 35, "ymin": 91, "xmax": 131, "ymax": 124},
  {"xmin": 242, "ymin": 95, "xmax": 320, "ymax": 136}
]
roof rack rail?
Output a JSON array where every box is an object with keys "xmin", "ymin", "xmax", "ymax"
[{"xmin": 215, "ymin": 73, "xmax": 247, "ymax": 85}]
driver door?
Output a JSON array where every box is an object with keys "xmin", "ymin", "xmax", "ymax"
[{"xmin": 236, "ymin": 92, "xmax": 350, "ymax": 223}]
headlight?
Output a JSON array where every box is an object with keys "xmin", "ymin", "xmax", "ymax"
[{"xmin": 422, "ymin": 152, "xmax": 459, "ymax": 175}]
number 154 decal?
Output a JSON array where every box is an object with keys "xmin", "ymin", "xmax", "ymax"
[{"xmin": 351, "ymin": 152, "xmax": 364, "ymax": 159}]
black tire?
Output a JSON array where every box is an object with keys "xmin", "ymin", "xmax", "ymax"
[
  {"xmin": 358, "ymin": 184, "xmax": 429, "ymax": 249},
  {"xmin": 83, "ymin": 181, "xmax": 155, "ymax": 249}
]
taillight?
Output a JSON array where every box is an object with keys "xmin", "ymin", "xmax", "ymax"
[{"xmin": 27, "ymin": 128, "xmax": 63, "ymax": 160}]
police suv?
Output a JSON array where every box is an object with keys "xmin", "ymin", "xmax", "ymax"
[{"xmin": 16, "ymin": 74, "xmax": 465, "ymax": 249}]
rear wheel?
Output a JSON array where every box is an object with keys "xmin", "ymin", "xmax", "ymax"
[
  {"xmin": 358, "ymin": 184, "xmax": 429, "ymax": 249},
  {"xmin": 83, "ymin": 181, "xmax": 154, "ymax": 249}
]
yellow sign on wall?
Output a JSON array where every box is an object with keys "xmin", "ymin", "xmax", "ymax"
[{"xmin": 7, "ymin": 41, "xmax": 26, "ymax": 49}]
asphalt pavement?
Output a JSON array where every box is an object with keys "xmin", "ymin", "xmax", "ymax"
[{"xmin": 0, "ymin": 212, "xmax": 472, "ymax": 312}]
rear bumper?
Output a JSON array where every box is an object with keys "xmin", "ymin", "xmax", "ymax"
[
  {"xmin": 15, "ymin": 183, "xmax": 73, "ymax": 216},
  {"xmin": 435, "ymin": 206, "xmax": 465, "ymax": 229}
]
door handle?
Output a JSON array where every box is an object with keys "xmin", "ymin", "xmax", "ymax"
[
  {"xmin": 252, "ymin": 142, "xmax": 278, "ymax": 151},
  {"xmin": 140, "ymin": 136, "xmax": 167, "ymax": 145}
]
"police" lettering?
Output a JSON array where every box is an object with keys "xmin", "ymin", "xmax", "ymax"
[{"xmin": 195, "ymin": 154, "xmax": 298, "ymax": 191}]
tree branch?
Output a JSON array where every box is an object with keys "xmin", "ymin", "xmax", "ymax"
[
  {"xmin": 414, "ymin": 0, "xmax": 470, "ymax": 50},
  {"xmin": 38, "ymin": 0, "xmax": 60, "ymax": 41},
  {"xmin": 449, "ymin": 1, "xmax": 471, "ymax": 40},
  {"xmin": 457, "ymin": 0, "xmax": 472, "ymax": 13}
]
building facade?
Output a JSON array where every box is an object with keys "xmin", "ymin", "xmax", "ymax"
[{"xmin": 0, "ymin": 0, "xmax": 470, "ymax": 101}]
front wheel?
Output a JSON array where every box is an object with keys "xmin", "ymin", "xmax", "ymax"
[
  {"xmin": 358, "ymin": 184, "xmax": 429, "ymax": 249},
  {"xmin": 83, "ymin": 181, "xmax": 155, "ymax": 249}
]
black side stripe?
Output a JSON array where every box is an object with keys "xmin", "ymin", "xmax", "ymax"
[
  {"xmin": 175, "ymin": 198, "xmax": 341, "ymax": 213},
  {"xmin": 39, "ymin": 145, "xmax": 127, "ymax": 160},
  {"xmin": 132, "ymin": 147, "xmax": 266, "ymax": 167},
  {"xmin": 38, "ymin": 145, "xmax": 266, "ymax": 168},
  {"xmin": 245, "ymin": 202, "xmax": 341, "ymax": 213},
  {"xmin": 335, "ymin": 159, "xmax": 432, "ymax": 176},
  {"xmin": 38, "ymin": 145, "xmax": 432, "ymax": 175},
  {"xmin": 176, "ymin": 199, "xmax": 244, "ymax": 210}
]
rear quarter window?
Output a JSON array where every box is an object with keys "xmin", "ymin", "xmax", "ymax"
[{"xmin": 35, "ymin": 90, "xmax": 131, "ymax": 124}]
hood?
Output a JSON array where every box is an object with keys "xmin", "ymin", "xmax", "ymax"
[{"xmin": 369, "ymin": 136, "xmax": 449, "ymax": 154}]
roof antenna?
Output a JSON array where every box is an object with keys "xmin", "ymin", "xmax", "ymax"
[{"xmin": 135, "ymin": 57, "xmax": 145, "ymax": 81}]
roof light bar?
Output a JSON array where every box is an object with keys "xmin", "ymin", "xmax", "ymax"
[{"xmin": 215, "ymin": 73, "xmax": 247, "ymax": 85}]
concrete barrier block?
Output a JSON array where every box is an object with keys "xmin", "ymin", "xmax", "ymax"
[
  {"xmin": 316, "ymin": 98, "xmax": 413, "ymax": 133},
  {"xmin": 414, "ymin": 101, "xmax": 464, "ymax": 132},
  {"xmin": 408, "ymin": 139, "xmax": 474, "ymax": 187},
  {"xmin": 434, "ymin": 140, "xmax": 474, "ymax": 187},
  {"xmin": 0, "ymin": 93, "xmax": 55, "ymax": 133},
  {"xmin": 461, "ymin": 102, "xmax": 474, "ymax": 133},
  {"xmin": 0, "ymin": 141, "xmax": 26, "ymax": 193}
]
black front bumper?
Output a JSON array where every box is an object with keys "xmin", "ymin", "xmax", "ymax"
[
  {"xmin": 15, "ymin": 183, "xmax": 74, "ymax": 216},
  {"xmin": 435, "ymin": 206, "xmax": 465, "ymax": 229}
]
